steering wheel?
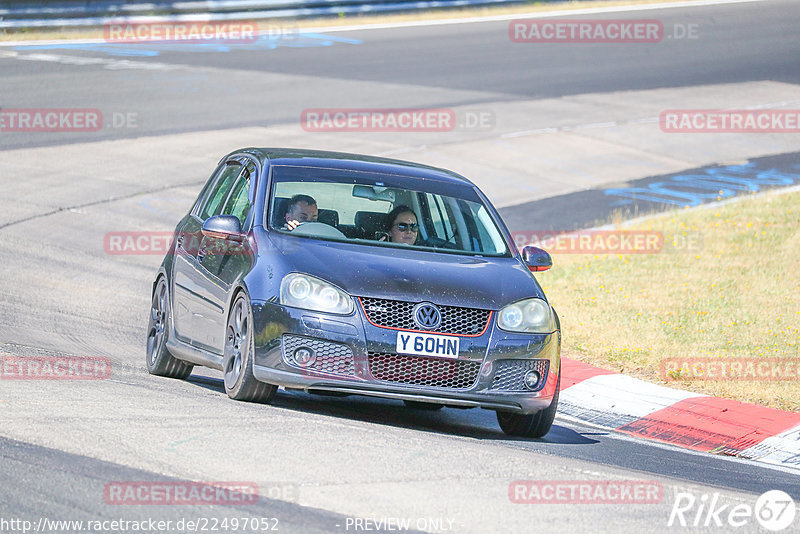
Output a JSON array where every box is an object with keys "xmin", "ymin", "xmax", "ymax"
[{"xmin": 290, "ymin": 221, "xmax": 347, "ymax": 239}]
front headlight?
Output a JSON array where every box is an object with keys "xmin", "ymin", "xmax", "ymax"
[
  {"xmin": 497, "ymin": 298, "xmax": 555, "ymax": 333},
  {"xmin": 280, "ymin": 273, "xmax": 354, "ymax": 315}
]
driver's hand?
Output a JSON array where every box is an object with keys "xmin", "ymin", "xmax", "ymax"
[{"xmin": 286, "ymin": 219, "xmax": 302, "ymax": 231}]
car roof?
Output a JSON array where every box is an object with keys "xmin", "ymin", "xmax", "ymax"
[{"xmin": 229, "ymin": 147, "xmax": 476, "ymax": 187}]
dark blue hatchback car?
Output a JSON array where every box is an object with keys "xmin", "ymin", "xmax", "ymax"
[{"xmin": 147, "ymin": 148, "xmax": 561, "ymax": 437}]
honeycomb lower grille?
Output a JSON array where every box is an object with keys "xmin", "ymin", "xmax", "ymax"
[
  {"xmin": 367, "ymin": 352, "xmax": 480, "ymax": 389},
  {"xmin": 281, "ymin": 335, "xmax": 355, "ymax": 376},
  {"xmin": 359, "ymin": 297, "xmax": 491, "ymax": 336},
  {"xmin": 489, "ymin": 359, "xmax": 550, "ymax": 391}
]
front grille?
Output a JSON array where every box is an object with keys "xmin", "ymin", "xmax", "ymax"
[
  {"xmin": 367, "ymin": 352, "xmax": 480, "ymax": 389},
  {"xmin": 489, "ymin": 359, "xmax": 550, "ymax": 391},
  {"xmin": 359, "ymin": 297, "xmax": 491, "ymax": 336},
  {"xmin": 281, "ymin": 335, "xmax": 355, "ymax": 376}
]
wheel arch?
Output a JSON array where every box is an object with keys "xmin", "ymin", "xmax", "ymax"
[
  {"xmin": 225, "ymin": 280, "xmax": 252, "ymax": 318},
  {"xmin": 152, "ymin": 267, "xmax": 169, "ymax": 294}
]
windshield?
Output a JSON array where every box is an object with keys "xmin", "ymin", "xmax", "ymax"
[{"xmin": 267, "ymin": 165, "xmax": 509, "ymax": 256}]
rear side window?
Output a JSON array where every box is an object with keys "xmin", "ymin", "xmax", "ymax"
[
  {"xmin": 222, "ymin": 162, "xmax": 254, "ymax": 225},
  {"xmin": 425, "ymin": 192, "xmax": 455, "ymax": 242},
  {"xmin": 199, "ymin": 162, "xmax": 243, "ymax": 220}
]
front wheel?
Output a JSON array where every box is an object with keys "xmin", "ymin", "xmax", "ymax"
[
  {"xmin": 223, "ymin": 293, "xmax": 277, "ymax": 403},
  {"xmin": 146, "ymin": 277, "xmax": 193, "ymax": 379},
  {"xmin": 496, "ymin": 374, "xmax": 560, "ymax": 438}
]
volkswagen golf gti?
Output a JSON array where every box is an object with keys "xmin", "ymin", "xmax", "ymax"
[{"xmin": 146, "ymin": 148, "xmax": 561, "ymax": 437}]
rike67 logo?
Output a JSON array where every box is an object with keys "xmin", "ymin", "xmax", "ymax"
[{"xmin": 669, "ymin": 490, "xmax": 796, "ymax": 531}]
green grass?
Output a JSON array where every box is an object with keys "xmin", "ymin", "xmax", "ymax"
[{"xmin": 537, "ymin": 189, "xmax": 800, "ymax": 411}]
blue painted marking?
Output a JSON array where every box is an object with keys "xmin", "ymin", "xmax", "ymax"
[
  {"xmin": 14, "ymin": 42, "xmax": 160, "ymax": 56},
  {"xmin": 605, "ymin": 161, "xmax": 799, "ymax": 207},
  {"xmin": 13, "ymin": 32, "xmax": 361, "ymax": 57},
  {"xmin": 140, "ymin": 197, "xmax": 172, "ymax": 217}
]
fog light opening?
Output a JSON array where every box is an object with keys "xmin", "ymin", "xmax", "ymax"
[
  {"xmin": 523, "ymin": 370, "xmax": 541, "ymax": 390},
  {"xmin": 294, "ymin": 347, "xmax": 316, "ymax": 367}
]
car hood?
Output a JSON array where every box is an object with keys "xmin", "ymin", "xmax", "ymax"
[{"xmin": 266, "ymin": 232, "xmax": 545, "ymax": 310}]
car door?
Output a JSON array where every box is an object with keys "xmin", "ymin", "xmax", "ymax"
[
  {"xmin": 191, "ymin": 159, "xmax": 257, "ymax": 353},
  {"xmin": 171, "ymin": 159, "xmax": 244, "ymax": 349}
]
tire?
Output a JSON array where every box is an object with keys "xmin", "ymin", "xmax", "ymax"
[
  {"xmin": 223, "ymin": 293, "xmax": 277, "ymax": 403},
  {"xmin": 146, "ymin": 277, "xmax": 193, "ymax": 379},
  {"xmin": 403, "ymin": 400, "xmax": 444, "ymax": 411},
  {"xmin": 496, "ymin": 374, "xmax": 560, "ymax": 438}
]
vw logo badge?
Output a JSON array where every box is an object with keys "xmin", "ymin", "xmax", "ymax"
[{"xmin": 413, "ymin": 302, "xmax": 442, "ymax": 330}]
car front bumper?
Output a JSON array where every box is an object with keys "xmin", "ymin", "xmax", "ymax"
[{"xmin": 251, "ymin": 300, "xmax": 560, "ymax": 414}]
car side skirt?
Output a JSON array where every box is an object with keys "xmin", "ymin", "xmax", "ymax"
[{"xmin": 166, "ymin": 336, "xmax": 224, "ymax": 371}]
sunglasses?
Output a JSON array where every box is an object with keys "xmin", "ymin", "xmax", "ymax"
[{"xmin": 394, "ymin": 222, "xmax": 419, "ymax": 232}]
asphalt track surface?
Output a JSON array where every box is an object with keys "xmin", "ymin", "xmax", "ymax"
[
  {"xmin": 1, "ymin": 1, "xmax": 800, "ymax": 533},
  {"xmin": 1, "ymin": 0, "xmax": 799, "ymax": 149}
]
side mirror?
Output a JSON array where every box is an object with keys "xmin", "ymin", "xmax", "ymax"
[
  {"xmin": 522, "ymin": 245, "xmax": 552, "ymax": 272},
  {"xmin": 202, "ymin": 215, "xmax": 245, "ymax": 241}
]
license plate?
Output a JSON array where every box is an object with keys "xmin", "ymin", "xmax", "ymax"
[{"xmin": 396, "ymin": 331, "xmax": 460, "ymax": 359}]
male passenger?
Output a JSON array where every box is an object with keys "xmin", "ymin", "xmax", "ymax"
[{"xmin": 284, "ymin": 194, "xmax": 318, "ymax": 230}]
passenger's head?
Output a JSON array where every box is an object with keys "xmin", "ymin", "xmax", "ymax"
[
  {"xmin": 285, "ymin": 194, "xmax": 318, "ymax": 224},
  {"xmin": 386, "ymin": 205, "xmax": 419, "ymax": 245}
]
